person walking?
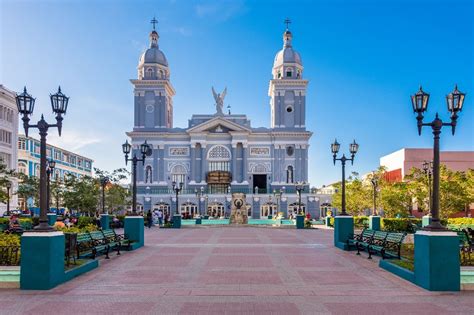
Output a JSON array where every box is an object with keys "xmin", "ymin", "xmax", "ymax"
[
  {"xmin": 146, "ymin": 210, "xmax": 153, "ymax": 229},
  {"xmin": 158, "ymin": 209, "xmax": 163, "ymax": 227}
]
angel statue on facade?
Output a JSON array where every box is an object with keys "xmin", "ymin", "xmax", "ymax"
[{"xmin": 212, "ymin": 86, "xmax": 227, "ymax": 115}]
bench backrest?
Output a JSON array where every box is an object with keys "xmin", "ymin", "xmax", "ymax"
[
  {"xmin": 89, "ymin": 231, "xmax": 106, "ymax": 241},
  {"xmin": 360, "ymin": 229, "xmax": 375, "ymax": 241},
  {"xmin": 373, "ymin": 231, "xmax": 388, "ymax": 241},
  {"xmin": 102, "ymin": 229, "xmax": 116, "ymax": 240},
  {"xmin": 385, "ymin": 232, "xmax": 405, "ymax": 244},
  {"xmin": 76, "ymin": 233, "xmax": 93, "ymax": 245}
]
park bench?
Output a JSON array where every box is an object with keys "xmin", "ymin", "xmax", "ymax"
[
  {"xmin": 369, "ymin": 232, "xmax": 406, "ymax": 259},
  {"xmin": 109, "ymin": 229, "xmax": 132, "ymax": 250},
  {"xmin": 0, "ymin": 245, "xmax": 20, "ymax": 266},
  {"xmin": 89, "ymin": 231, "xmax": 114, "ymax": 259},
  {"xmin": 101, "ymin": 229, "xmax": 122, "ymax": 256},
  {"xmin": 459, "ymin": 229, "xmax": 473, "ymax": 265},
  {"xmin": 76, "ymin": 232, "xmax": 109, "ymax": 260},
  {"xmin": 346, "ymin": 228, "xmax": 374, "ymax": 251},
  {"xmin": 356, "ymin": 231, "xmax": 388, "ymax": 259}
]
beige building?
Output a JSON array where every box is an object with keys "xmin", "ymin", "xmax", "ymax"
[{"xmin": 0, "ymin": 85, "xmax": 19, "ymax": 214}]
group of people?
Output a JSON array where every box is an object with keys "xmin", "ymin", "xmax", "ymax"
[{"xmin": 146, "ymin": 209, "xmax": 165, "ymax": 228}]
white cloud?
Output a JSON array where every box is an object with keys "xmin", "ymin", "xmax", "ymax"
[{"xmin": 47, "ymin": 129, "xmax": 102, "ymax": 153}]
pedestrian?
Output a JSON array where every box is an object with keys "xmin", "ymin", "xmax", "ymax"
[
  {"xmin": 146, "ymin": 210, "xmax": 153, "ymax": 229},
  {"xmin": 158, "ymin": 209, "xmax": 163, "ymax": 226}
]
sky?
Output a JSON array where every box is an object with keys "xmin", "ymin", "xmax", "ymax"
[{"xmin": 1, "ymin": 0, "xmax": 473, "ymax": 187}]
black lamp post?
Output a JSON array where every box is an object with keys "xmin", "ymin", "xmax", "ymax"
[
  {"xmin": 16, "ymin": 86, "xmax": 69, "ymax": 231},
  {"xmin": 5, "ymin": 181, "xmax": 11, "ymax": 216},
  {"xmin": 331, "ymin": 139, "xmax": 359, "ymax": 216},
  {"xmin": 295, "ymin": 182, "xmax": 305, "ymax": 215},
  {"xmin": 412, "ymin": 85, "xmax": 466, "ymax": 230},
  {"xmin": 122, "ymin": 140, "xmax": 152, "ymax": 215},
  {"xmin": 172, "ymin": 181, "xmax": 184, "ymax": 215},
  {"xmin": 46, "ymin": 159, "xmax": 56, "ymax": 213},
  {"xmin": 100, "ymin": 176, "xmax": 109, "ymax": 214},
  {"xmin": 370, "ymin": 173, "xmax": 378, "ymax": 216},
  {"xmin": 195, "ymin": 186, "xmax": 204, "ymax": 216},
  {"xmin": 422, "ymin": 161, "xmax": 433, "ymax": 214}
]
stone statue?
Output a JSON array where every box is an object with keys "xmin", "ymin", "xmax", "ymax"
[
  {"xmin": 212, "ymin": 86, "xmax": 227, "ymax": 115},
  {"xmin": 229, "ymin": 193, "xmax": 248, "ymax": 225}
]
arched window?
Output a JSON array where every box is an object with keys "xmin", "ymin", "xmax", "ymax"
[
  {"xmin": 260, "ymin": 202, "xmax": 277, "ymax": 218},
  {"xmin": 145, "ymin": 165, "xmax": 152, "ymax": 183},
  {"xmin": 171, "ymin": 164, "xmax": 187, "ymax": 188},
  {"xmin": 207, "ymin": 145, "xmax": 231, "ymax": 172},
  {"xmin": 286, "ymin": 165, "xmax": 294, "ymax": 184},
  {"xmin": 288, "ymin": 202, "xmax": 306, "ymax": 217},
  {"xmin": 146, "ymin": 68, "xmax": 154, "ymax": 78},
  {"xmin": 296, "ymin": 70, "xmax": 301, "ymax": 78},
  {"xmin": 18, "ymin": 162, "xmax": 27, "ymax": 174},
  {"xmin": 207, "ymin": 202, "xmax": 225, "ymax": 218},
  {"xmin": 277, "ymin": 71, "xmax": 281, "ymax": 79},
  {"xmin": 160, "ymin": 70, "xmax": 164, "ymax": 78},
  {"xmin": 286, "ymin": 68, "xmax": 292, "ymax": 78},
  {"xmin": 181, "ymin": 202, "xmax": 198, "ymax": 218}
]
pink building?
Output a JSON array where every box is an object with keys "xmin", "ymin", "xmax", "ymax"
[{"xmin": 380, "ymin": 148, "xmax": 474, "ymax": 217}]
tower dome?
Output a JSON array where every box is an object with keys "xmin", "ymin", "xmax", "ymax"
[
  {"xmin": 139, "ymin": 30, "xmax": 168, "ymax": 66},
  {"xmin": 272, "ymin": 23, "xmax": 303, "ymax": 80}
]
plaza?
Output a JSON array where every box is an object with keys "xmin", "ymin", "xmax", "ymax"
[{"xmin": 2, "ymin": 227, "xmax": 474, "ymax": 314}]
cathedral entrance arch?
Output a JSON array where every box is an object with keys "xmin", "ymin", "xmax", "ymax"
[
  {"xmin": 207, "ymin": 202, "xmax": 225, "ymax": 218},
  {"xmin": 153, "ymin": 202, "xmax": 170, "ymax": 217},
  {"xmin": 288, "ymin": 202, "xmax": 306, "ymax": 217},
  {"xmin": 260, "ymin": 202, "xmax": 277, "ymax": 218},
  {"xmin": 181, "ymin": 202, "xmax": 198, "ymax": 219}
]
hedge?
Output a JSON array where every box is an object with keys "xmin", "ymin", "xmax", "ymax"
[
  {"xmin": 77, "ymin": 216, "xmax": 96, "ymax": 228},
  {"xmin": 381, "ymin": 218, "xmax": 421, "ymax": 233}
]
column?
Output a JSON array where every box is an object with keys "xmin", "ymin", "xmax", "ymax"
[
  {"xmin": 201, "ymin": 145, "xmax": 206, "ymax": 184},
  {"xmin": 231, "ymin": 145, "xmax": 237, "ymax": 183},
  {"xmin": 153, "ymin": 147, "xmax": 159, "ymax": 183},
  {"xmin": 159, "ymin": 145, "xmax": 165, "ymax": 182},
  {"xmin": 295, "ymin": 145, "xmax": 301, "ymax": 182},
  {"xmin": 190, "ymin": 144, "xmax": 195, "ymax": 182},
  {"xmin": 242, "ymin": 144, "xmax": 248, "ymax": 183}
]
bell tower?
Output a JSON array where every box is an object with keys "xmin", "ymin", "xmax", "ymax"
[
  {"xmin": 269, "ymin": 20, "xmax": 308, "ymax": 130},
  {"xmin": 131, "ymin": 18, "xmax": 175, "ymax": 130}
]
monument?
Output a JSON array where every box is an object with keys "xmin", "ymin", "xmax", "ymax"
[{"xmin": 229, "ymin": 193, "xmax": 248, "ymax": 224}]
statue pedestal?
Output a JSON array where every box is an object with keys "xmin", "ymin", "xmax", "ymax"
[{"xmin": 229, "ymin": 193, "xmax": 248, "ymax": 224}]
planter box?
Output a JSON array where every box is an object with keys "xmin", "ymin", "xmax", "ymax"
[{"xmin": 379, "ymin": 259, "xmax": 415, "ymax": 284}]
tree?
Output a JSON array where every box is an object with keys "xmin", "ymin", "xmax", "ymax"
[
  {"xmin": 0, "ymin": 160, "xmax": 16, "ymax": 204},
  {"xmin": 62, "ymin": 174, "xmax": 100, "ymax": 216},
  {"xmin": 94, "ymin": 168, "xmax": 130, "ymax": 214},
  {"xmin": 16, "ymin": 173, "xmax": 39, "ymax": 211},
  {"xmin": 331, "ymin": 172, "xmax": 372, "ymax": 216},
  {"xmin": 50, "ymin": 178, "xmax": 65, "ymax": 211}
]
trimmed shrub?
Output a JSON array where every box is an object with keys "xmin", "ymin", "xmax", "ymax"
[
  {"xmin": 382, "ymin": 218, "xmax": 421, "ymax": 233},
  {"xmin": 77, "ymin": 216, "xmax": 96, "ymax": 228},
  {"xmin": 354, "ymin": 216, "xmax": 369, "ymax": 229},
  {"xmin": 0, "ymin": 233, "xmax": 20, "ymax": 246}
]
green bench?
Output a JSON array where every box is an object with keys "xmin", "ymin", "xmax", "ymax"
[
  {"xmin": 369, "ymin": 232, "xmax": 406, "ymax": 259},
  {"xmin": 76, "ymin": 232, "xmax": 110, "ymax": 260},
  {"xmin": 101, "ymin": 229, "xmax": 123, "ymax": 255},
  {"xmin": 356, "ymin": 230, "xmax": 387, "ymax": 259},
  {"xmin": 347, "ymin": 228, "xmax": 374, "ymax": 251},
  {"xmin": 458, "ymin": 229, "xmax": 473, "ymax": 264}
]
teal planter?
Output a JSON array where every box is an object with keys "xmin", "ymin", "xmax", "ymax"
[
  {"xmin": 414, "ymin": 231, "xmax": 460, "ymax": 291},
  {"xmin": 334, "ymin": 216, "xmax": 354, "ymax": 250},
  {"xmin": 325, "ymin": 216, "xmax": 331, "ymax": 227},
  {"xmin": 173, "ymin": 214, "xmax": 182, "ymax": 229},
  {"xmin": 268, "ymin": 215, "xmax": 273, "ymax": 219},
  {"xmin": 422, "ymin": 215, "xmax": 432, "ymax": 227},
  {"xmin": 100, "ymin": 214, "xmax": 110, "ymax": 229},
  {"xmin": 369, "ymin": 216, "xmax": 381, "ymax": 231},
  {"xmin": 124, "ymin": 216, "xmax": 144, "ymax": 249},
  {"xmin": 196, "ymin": 218, "xmax": 202, "ymax": 225},
  {"xmin": 47, "ymin": 213, "xmax": 57, "ymax": 226},
  {"xmin": 296, "ymin": 215, "xmax": 305, "ymax": 229},
  {"xmin": 20, "ymin": 231, "xmax": 65, "ymax": 290}
]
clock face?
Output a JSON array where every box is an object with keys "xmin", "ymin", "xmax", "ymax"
[
  {"xmin": 146, "ymin": 104, "xmax": 154, "ymax": 113},
  {"xmin": 286, "ymin": 146, "xmax": 294, "ymax": 156}
]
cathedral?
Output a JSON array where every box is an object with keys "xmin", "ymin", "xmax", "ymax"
[{"xmin": 126, "ymin": 21, "xmax": 321, "ymax": 219}]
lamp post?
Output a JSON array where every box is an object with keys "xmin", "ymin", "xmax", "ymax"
[
  {"xmin": 195, "ymin": 186, "xmax": 204, "ymax": 216},
  {"xmin": 100, "ymin": 176, "xmax": 109, "ymax": 214},
  {"xmin": 331, "ymin": 139, "xmax": 359, "ymax": 216},
  {"xmin": 422, "ymin": 161, "xmax": 433, "ymax": 213},
  {"xmin": 5, "ymin": 181, "xmax": 11, "ymax": 216},
  {"xmin": 411, "ymin": 85, "xmax": 466, "ymax": 231},
  {"xmin": 295, "ymin": 182, "xmax": 305, "ymax": 215},
  {"xmin": 122, "ymin": 140, "xmax": 152, "ymax": 215},
  {"xmin": 172, "ymin": 181, "xmax": 183, "ymax": 215},
  {"xmin": 16, "ymin": 86, "xmax": 69, "ymax": 231},
  {"xmin": 46, "ymin": 159, "xmax": 55, "ymax": 213},
  {"xmin": 370, "ymin": 174, "xmax": 378, "ymax": 216}
]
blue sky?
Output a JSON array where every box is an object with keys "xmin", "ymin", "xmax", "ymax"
[{"xmin": 1, "ymin": 0, "xmax": 473, "ymax": 187}]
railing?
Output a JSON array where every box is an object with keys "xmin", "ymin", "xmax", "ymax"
[
  {"xmin": 0, "ymin": 246, "xmax": 20, "ymax": 266},
  {"xmin": 137, "ymin": 186, "xmax": 311, "ymax": 195}
]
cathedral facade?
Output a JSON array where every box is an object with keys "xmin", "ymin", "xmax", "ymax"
[{"xmin": 127, "ymin": 23, "xmax": 321, "ymax": 219}]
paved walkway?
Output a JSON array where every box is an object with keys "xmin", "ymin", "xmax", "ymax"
[{"xmin": 2, "ymin": 227, "xmax": 474, "ymax": 314}]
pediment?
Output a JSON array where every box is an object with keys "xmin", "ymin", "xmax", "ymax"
[{"xmin": 187, "ymin": 117, "xmax": 251, "ymax": 134}]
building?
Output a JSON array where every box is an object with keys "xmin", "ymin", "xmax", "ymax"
[
  {"xmin": 126, "ymin": 22, "xmax": 324, "ymax": 219},
  {"xmin": 17, "ymin": 135, "xmax": 94, "ymax": 209},
  {"xmin": 0, "ymin": 85, "xmax": 19, "ymax": 213},
  {"xmin": 380, "ymin": 148, "xmax": 474, "ymax": 182}
]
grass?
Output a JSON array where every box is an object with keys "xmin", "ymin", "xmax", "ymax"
[
  {"xmin": 391, "ymin": 259, "xmax": 414, "ymax": 271},
  {"xmin": 64, "ymin": 259, "xmax": 89, "ymax": 271}
]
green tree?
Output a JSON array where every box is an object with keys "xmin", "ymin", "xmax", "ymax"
[
  {"xmin": 94, "ymin": 168, "xmax": 130, "ymax": 213},
  {"xmin": 62, "ymin": 174, "xmax": 100, "ymax": 216},
  {"xmin": 16, "ymin": 173, "xmax": 39, "ymax": 210},
  {"xmin": 0, "ymin": 160, "xmax": 16, "ymax": 204},
  {"xmin": 331, "ymin": 172, "xmax": 372, "ymax": 216}
]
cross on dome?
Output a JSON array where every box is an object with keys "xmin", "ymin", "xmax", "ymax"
[
  {"xmin": 150, "ymin": 17, "xmax": 158, "ymax": 30},
  {"xmin": 284, "ymin": 18, "xmax": 291, "ymax": 30}
]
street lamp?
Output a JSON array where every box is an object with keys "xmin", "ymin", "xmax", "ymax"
[
  {"xmin": 122, "ymin": 140, "xmax": 152, "ymax": 215},
  {"xmin": 422, "ymin": 161, "xmax": 433, "ymax": 214},
  {"xmin": 16, "ymin": 86, "xmax": 69, "ymax": 231},
  {"xmin": 5, "ymin": 181, "xmax": 11, "ymax": 216},
  {"xmin": 46, "ymin": 159, "xmax": 56, "ymax": 213},
  {"xmin": 331, "ymin": 139, "xmax": 359, "ymax": 216},
  {"xmin": 100, "ymin": 176, "xmax": 109, "ymax": 214},
  {"xmin": 412, "ymin": 85, "xmax": 466, "ymax": 230},
  {"xmin": 195, "ymin": 186, "xmax": 204, "ymax": 216},
  {"xmin": 172, "ymin": 181, "xmax": 184, "ymax": 215},
  {"xmin": 295, "ymin": 182, "xmax": 305, "ymax": 215},
  {"xmin": 370, "ymin": 173, "xmax": 378, "ymax": 216}
]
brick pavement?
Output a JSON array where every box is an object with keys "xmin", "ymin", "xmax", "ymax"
[{"xmin": 1, "ymin": 227, "xmax": 474, "ymax": 314}]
